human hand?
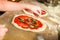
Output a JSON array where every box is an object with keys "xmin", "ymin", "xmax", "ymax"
[
  {"xmin": 0, "ymin": 0, "xmax": 46, "ymax": 17},
  {"xmin": 23, "ymin": 4, "xmax": 46, "ymax": 17},
  {"xmin": 0, "ymin": 25, "xmax": 8, "ymax": 40}
]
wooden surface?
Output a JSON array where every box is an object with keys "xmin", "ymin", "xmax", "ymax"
[
  {"xmin": 0, "ymin": 0, "xmax": 58, "ymax": 40},
  {"xmin": 0, "ymin": 11, "xmax": 58, "ymax": 40}
]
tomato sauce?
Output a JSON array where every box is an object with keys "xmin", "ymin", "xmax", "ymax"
[
  {"xmin": 41, "ymin": 10, "xmax": 46, "ymax": 15},
  {"xmin": 14, "ymin": 15, "xmax": 43, "ymax": 30}
]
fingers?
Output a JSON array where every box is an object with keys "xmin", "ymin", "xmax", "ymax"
[
  {"xmin": 23, "ymin": 7, "xmax": 41, "ymax": 17},
  {"xmin": 0, "ymin": 27, "xmax": 8, "ymax": 36},
  {"xmin": 33, "ymin": 10, "xmax": 40, "ymax": 17},
  {"xmin": 0, "ymin": 24, "xmax": 8, "ymax": 35},
  {"xmin": 23, "ymin": 8, "xmax": 40, "ymax": 17},
  {"xmin": 23, "ymin": 4, "xmax": 47, "ymax": 17},
  {"xmin": 29, "ymin": 6, "xmax": 42, "ymax": 17},
  {"xmin": 0, "ymin": 24, "xmax": 8, "ymax": 40},
  {"xmin": 29, "ymin": 8, "xmax": 41, "ymax": 17},
  {"xmin": 0, "ymin": 25, "xmax": 5, "ymax": 28},
  {"xmin": 0, "ymin": 28, "xmax": 8, "ymax": 40}
]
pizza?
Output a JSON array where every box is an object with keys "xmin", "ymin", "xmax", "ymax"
[
  {"xmin": 23, "ymin": 8, "xmax": 48, "ymax": 17},
  {"xmin": 12, "ymin": 14, "xmax": 46, "ymax": 32}
]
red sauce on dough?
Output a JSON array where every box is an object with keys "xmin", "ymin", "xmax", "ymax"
[
  {"xmin": 41, "ymin": 10, "xmax": 46, "ymax": 15},
  {"xmin": 14, "ymin": 15, "xmax": 43, "ymax": 30}
]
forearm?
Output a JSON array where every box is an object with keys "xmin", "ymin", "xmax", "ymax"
[{"xmin": 0, "ymin": 1, "xmax": 27, "ymax": 11}]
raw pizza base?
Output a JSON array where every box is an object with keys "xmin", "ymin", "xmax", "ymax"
[
  {"xmin": 23, "ymin": 9, "xmax": 48, "ymax": 17},
  {"xmin": 12, "ymin": 14, "xmax": 47, "ymax": 32}
]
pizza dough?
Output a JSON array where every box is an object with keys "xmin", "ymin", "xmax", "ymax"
[
  {"xmin": 23, "ymin": 8, "xmax": 48, "ymax": 17},
  {"xmin": 12, "ymin": 14, "xmax": 47, "ymax": 32}
]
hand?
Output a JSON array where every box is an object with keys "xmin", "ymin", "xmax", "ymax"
[
  {"xmin": 0, "ymin": 25, "xmax": 8, "ymax": 40},
  {"xmin": 0, "ymin": 0, "xmax": 43, "ymax": 16},
  {"xmin": 23, "ymin": 4, "xmax": 42, "ymax": 16}
]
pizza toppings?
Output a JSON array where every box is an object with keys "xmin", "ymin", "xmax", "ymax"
[
  {"xmin": 14, "ymin": 15, "xmax": 43, "ymax": 30},
  {"xmin": 18, "ymin": 18, "xmax": 24, "ymax": 22},
  {"xmin": 41, "ymin": 10, "xmax": 46, "ymax": 15},
  {"xmin": 23, "ymin": 8, "xmax": 47, "ymax": 17}
]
